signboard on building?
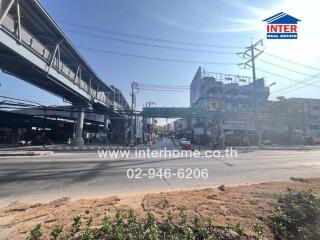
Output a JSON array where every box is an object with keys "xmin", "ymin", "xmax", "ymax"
[
  {"xmin": 207, "ymin": 100, "xmax": 219, "ymax": 110},
  {"xmin": 223, "ymin": 121, "xmax": 255, "ymax": 131}
]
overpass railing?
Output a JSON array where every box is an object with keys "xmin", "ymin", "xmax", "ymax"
[{"xmin": 1, "ymin": 13, "xmax": 115, "ymax": 107}]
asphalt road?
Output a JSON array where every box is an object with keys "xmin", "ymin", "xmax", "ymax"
[{"xmin": 0, "ymin": 138, "xmax": 319, "ymax": 206}]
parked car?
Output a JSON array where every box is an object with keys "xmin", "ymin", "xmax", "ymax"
[{"xmin": 180, "ymin": 140, "xmax": 192, "ymax": 150}]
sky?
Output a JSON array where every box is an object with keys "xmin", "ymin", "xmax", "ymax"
[{"xmin": 0, "ymin": 0, "xmax": 319, "ymax": 110}]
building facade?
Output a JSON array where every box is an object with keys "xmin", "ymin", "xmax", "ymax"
[
  {"xmin": 264, "ymin": 98, "xmax": 320, "ymax": 144},
  {"xmin": 190, "ymin": 67, "xmax": 270, "ymax": 146}
]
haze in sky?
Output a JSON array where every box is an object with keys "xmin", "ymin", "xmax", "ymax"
[{"xmin": 0, "ymin": 0, "xmax": 319, "ymax": 109}]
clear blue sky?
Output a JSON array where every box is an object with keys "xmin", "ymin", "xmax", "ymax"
[{"xmin": 0, "ymin": 0, "xmax": 319, "ymax": 109}]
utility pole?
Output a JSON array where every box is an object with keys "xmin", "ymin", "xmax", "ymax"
[
  {"xmin": 143, "ymin": 101, "xmax": 156, "ymax": 144},
  {"xmin": 238, "ymin": 38, "xmax": 264, "ymax": 146},
  {"xmin": 130, "ymin": 82, "xmax": 138, "ymax": 146}
]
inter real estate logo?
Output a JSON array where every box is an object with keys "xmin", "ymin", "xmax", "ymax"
[{"xmin": 263, "ymin": 12, "xmax": 301, "ymax": 39}]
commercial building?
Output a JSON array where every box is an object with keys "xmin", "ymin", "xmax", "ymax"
[
  {"xmin": 264, "ymin": 98, "xmax": 320, "ymax": 144},
  {"xmin": 189, "ymin": 66, "xmax": 270, "ymax": 145},
  {"xmin": 190, "ymin": 66, "xmax": 269, "ymax": 111}
]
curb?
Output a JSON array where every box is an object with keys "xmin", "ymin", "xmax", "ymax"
[{"xmin": 0, "ymin": 151, "xmax": 54, "ymax": 157}]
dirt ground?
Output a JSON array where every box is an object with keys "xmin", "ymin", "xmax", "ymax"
[{"xmin": 1, "ymin": 178, "xmax": 320, "ymax": 240}]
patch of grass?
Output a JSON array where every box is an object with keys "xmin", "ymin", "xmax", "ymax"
[{"xmin": 270, "ymin": 189, "xmax": 320, "ymax": 240}]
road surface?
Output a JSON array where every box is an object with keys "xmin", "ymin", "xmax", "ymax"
[{"xmin": 0, "ymin": 138, "xmax": 319, "ymax": 205}]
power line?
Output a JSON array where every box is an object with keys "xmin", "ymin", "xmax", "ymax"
[
  {"xmin": 137, "ymin": 83, "xmax": 190, "ymax": 92},
  {"xmin": 272, "ymin": 75, "xmax": 320, "ymax": 95},
  {"xmin": 59, "ymin": 21, "xmax": 244, "ymax": 49},
  {"xmin": 78, "ymin": 46, "xmax": 237, "ymax": 65},
  {"xmin": 137, "ymin": 83, "xmax": 190, "ymax": 89},
  {"xmin": 264, "ymin": 52, "xmax": 320, "ymax": 71},
  {"xmin": 271, "ymin": 73, "xmax": 320, "ymax": 94},
  {"xmin": 138, "ymin": 88, "xmax": 188, "ymax": 92},
  {"xmin": 257, "ymin": 59, "xmax": 315, "ymax": 77},
  {"xmin": 283, "ymin": 77, "xmax": 320, "ymax": 94},
  {"xmin": 270, "ymin": 72, "xmax": 320, "ymax": 96},
  {"xmin": 64, "ymin": 29, "xmax": 236, "ymax": 55},
  {"xmin": 256, "ymin": 67, "xmax": 320, "ymax": 88}
]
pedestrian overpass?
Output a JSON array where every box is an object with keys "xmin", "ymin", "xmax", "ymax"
[
  {"xmin": 141, "ymin": 107, "xmax": 219, "ymax": 118},
  {"xmin": 141, "ymin": 107, "xmax": 282, "ymax": 121},
  {"xmin": 0, "ymin": 0, "xmax": 130, "ymax": 145}
]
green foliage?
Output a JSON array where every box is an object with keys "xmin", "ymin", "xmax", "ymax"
[
  {"xmin": 127, "ymin": 209, "xmax": 144, "ymax": 239},
  {"xmin": 134, "ymin": 219, "xmax": 145, "ymax": 240},
  {"xmin": 205, "ymin": 217, "xmax": 216, "ymax": 236},
  {"xmin": 193, "ymin": 214, "xmax": 206, "ymax": 239},
  {"xmin": 70, "ymin": 215, "xmax": 82, "ymax": 236},
  {"xmin": 164, "ymin": 210, "xmax": 175, "ymax": 239},
  {"xmin": 145, "ymin": 212, "xmax": 159, "ymax": 240},
  {"xmin": 82, "ymin": 217, "xmax": 93, "ymax": 240},
  {"xmin": 178, "ymin": 208, "xmax": 189, "ymax": 227},
  {"xmin": 224, "ymin": 220, "xmax": 232, "ymax": 230},
  {"xmin": 114, "ymin": 210, "xmax": 125, "ymax": 240},
  {"xmin": 50, "ymin": 225, "xmax": 63, "ymax": 240},
  {"xmin": 100, "ymin": 213, "xmax": 112, "ymax": 238},
  {"xmin": 270, "ymin": 189, "xmax": 320, "ymax": 240},
  {"xmin": 181, "ymin": 227, "xmax": 195, "ymax": 240},
  {"xmin": 25, "ymin": 208, "xmax": 268, "ymax": 240},
  {"xmin": 233, "ymin": 221, "xmax": 245, "ymax": 237},
  {"xmin": 26, "ymin": 224, "xmax": 42, "ymax": 240},
  {"xmin": 253, "ymin": 221, "xmax": 265, "ymax": 240},
  {"xmin": 128, "ymin": 209, "xmax": 137, "ymax": 226}
]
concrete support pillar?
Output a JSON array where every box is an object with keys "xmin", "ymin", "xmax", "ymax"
[
  {"xmin": 104, "ymin": 114, "xmax": 108, "ymax": 130},
  {"xmin": 73, "ymin": 107, "xmax": 84, "ymax": 146},
  {"xmin": 104, "ymin": 114, "xmax": 108, "ymax": 144}
]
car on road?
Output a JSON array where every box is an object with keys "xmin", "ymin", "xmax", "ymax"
[
  {"xmin": 180, "ymin": 140, "xmax": 192, "ymax": 150},
  {"xmin": 179, "ymin": 138, "xmax": 187, "ymax": 146}
]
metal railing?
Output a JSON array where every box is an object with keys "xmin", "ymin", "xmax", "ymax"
[{"xmin": 1, "ymin": 13, "xmax": 114, "ymax": 107}]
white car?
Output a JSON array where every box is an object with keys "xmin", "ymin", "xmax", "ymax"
[{"xmin": 179, "ymin": 138, "xmax": 187, "ymax": 145}]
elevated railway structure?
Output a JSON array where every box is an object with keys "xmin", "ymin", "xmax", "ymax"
[{"xmin": 0, "ymin": 0, "xmax": 130, "ymax": 145}]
